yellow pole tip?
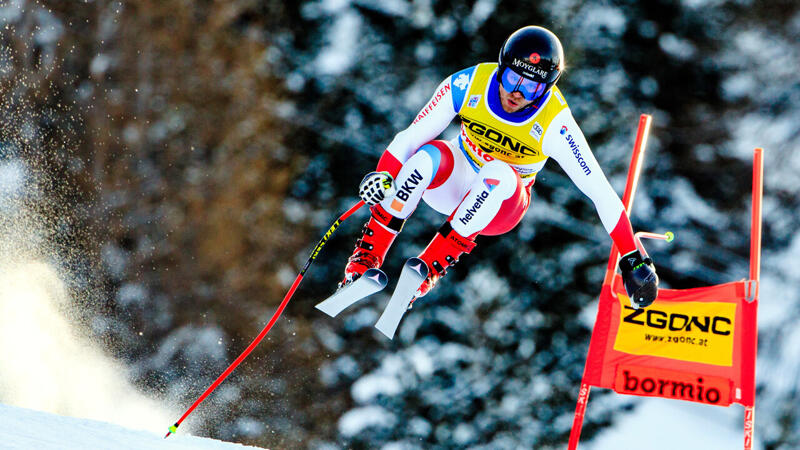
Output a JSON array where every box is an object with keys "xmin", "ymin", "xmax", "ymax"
[
  {"xmin": 169, "ymin": 425, "xmax": 178, "ymax": 433},
  {"xmin": 665, "ymin": 231, "xmax": 674, "ymax": 242}
]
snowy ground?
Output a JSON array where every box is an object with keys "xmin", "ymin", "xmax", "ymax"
[
  {"xmin": 0, "ymin": 403, "xmax": 259, "ymax": 450},
  {"xmin": 0, "ymin": 397, "xmax": 760, "ymax": 450},
  {"xmin": 586, "ymin": 397, "xmax": 757, "ymax": 450}
]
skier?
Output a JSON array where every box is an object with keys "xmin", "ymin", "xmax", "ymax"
[{"xmin": 342, "ymin": 25, "xmax": 658, "ymax": 309}]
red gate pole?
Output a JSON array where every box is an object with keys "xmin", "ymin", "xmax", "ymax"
[
  {"xmin": 743, "ymin": 148, "xmax": 763, "ymax": 450},
  {"xmin": 568, "ymin": 114, "xmax": 652, "ymax": 450}
]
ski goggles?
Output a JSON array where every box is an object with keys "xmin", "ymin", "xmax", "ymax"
[{"xmin": 499, "ymin": 67, "xmax": 548, "ymax": 101}]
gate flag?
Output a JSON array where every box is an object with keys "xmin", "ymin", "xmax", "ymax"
[
  {"xmin": 583, "ymin": 276, "xmax": 757, "ymax": 408},
  {"xmin": 567, "ymin": 114, "xmax": 762, "ymax": 450}
]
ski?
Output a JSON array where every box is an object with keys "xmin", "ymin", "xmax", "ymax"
[
  {"xmin": 315, "ymin": 268, "xmax": 388, "ymax": 317},
  {"xmin": 374, "ymin": 257, "xmax": 428, "ymax": 339}
]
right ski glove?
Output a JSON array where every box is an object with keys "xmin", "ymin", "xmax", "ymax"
[
  {"xmin": 359, "ymin": 171, "xmax": 396, "ymax": 206},
  {"xmin": 618, "ymin": 250, "xmax": 659, "ymax": 309}
]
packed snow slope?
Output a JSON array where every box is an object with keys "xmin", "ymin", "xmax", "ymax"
[{"xmin": 0, "ymin": 402, "xmax": 260, "ymax": 450}]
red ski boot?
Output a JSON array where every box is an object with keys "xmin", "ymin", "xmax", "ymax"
[
  {"xmin": 341, "ymin": 204, "xmax": 405, "ymax": 287},
  {"xmin": 416, "ymin": 223, "xmax": 476, "ymax": 298}
]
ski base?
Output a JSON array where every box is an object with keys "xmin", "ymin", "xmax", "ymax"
[
  {"xmin": 315, "ymin": 269, "xmax": 388, "ymax": 317},
  {"xmin": 374, "ymin": 257, "xmax": 428, "ymax": 339}
]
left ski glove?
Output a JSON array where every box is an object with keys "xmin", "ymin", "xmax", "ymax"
[
  {"xmin": 618, "ymin": 250, "xmax": 659, "ymax": 308},
  {"xmin": 359, "ymin": 171, "xmax": 396, "ymax": 206}
]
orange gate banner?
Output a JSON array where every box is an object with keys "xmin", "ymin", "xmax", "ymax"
[{"xmin": 583, "ymin": 274, "xmax": 757, "ymax": 407}]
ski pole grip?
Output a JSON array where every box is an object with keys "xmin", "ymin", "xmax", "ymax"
[
  {"xmin": 634, "ymin": 231, "xmax": 674, "ymax": 259},
  {"xmin": 301, "ymin": 200, "xmax": 365, "ymax": 274}
]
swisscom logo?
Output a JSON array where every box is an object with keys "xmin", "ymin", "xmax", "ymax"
[{"xmin": 559, "ymin": 126, "xmax": 591, "ymax": 175}]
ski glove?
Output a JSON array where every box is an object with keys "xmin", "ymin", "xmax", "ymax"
[
  {"xmin": 359, "ymin": 171, "xmax": 396, "ymax": 206},
  {"xmin": 618, "ymin": 250, "xmax": 659, "ymax": 308}
]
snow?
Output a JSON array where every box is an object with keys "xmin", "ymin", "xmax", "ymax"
[
  {"xmin": 585, "ymin": 396, "xmax": 756, "ymax": 449},
  {"xmin": 311, "ymin": 9, "xmax": 362, "ymax": 76},
  {"xmin": 0, "ymin": 402, "xmax": 260, "ymax": 450},
  {"xmin": 0, "ymin": 0, "xmax": 23, "ymax": 22},
  {"xmin": 572, "ymin": 5, "xmax": 628, "ymax": 52},
  {"xmin": 0, "ymin": 259, "xmax": 176, "ymax": 432},
  {"xmin": 1, "ymin": 1, "xmax": 794, "ymax": 447},
  {"xmin": 406, "ymin": 346, "xmax": 434, "ymax": 378},
  {"xmin": 462, "ymin": 0, "xmax": 497, "ymax": 34},
  {"xmin": 0, "ymin": 159, "xmax": 27, "ymax": 208},
  {"xmin": 338, "ymin": 405, "xmax": 396, "ymax": 437},
  {"xmin": 658, "ymin": 33, "xmax": 698, "ymax": 61},
  {"xmin": 351, "ymin": 373, "xmax": 403, "ymax": 403},
  {"xmin": 90, "ymin": 54, "xmax": 113, "ymax": 78},
  {"xmin": 116, "ymin": 282, "xmax": 149, "ymax": 308}
]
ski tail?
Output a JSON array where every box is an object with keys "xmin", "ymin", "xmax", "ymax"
[
  {"xmin": 315, "ymin": 268, "xmax": 388, "ymax": 317},
  {"xmin": 374, "ymin": 257, "xmax": 428, "ymax": 339}
]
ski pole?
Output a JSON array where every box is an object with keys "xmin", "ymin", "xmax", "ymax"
[{"xmin": 165, "ymin": 200, "xmax": 365, "ymax": 438}]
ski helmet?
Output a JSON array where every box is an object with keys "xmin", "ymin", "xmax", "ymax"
[{"xmin": 497, "ymin": 26, "xmax": 564, "ymax": 102}]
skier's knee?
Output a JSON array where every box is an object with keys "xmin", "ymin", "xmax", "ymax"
[
  {"xmin": 415, "ymin": 140, "xmax": 454, "ymax": 190},
  {"xmin": 477, "ymin": 160, "xmax": 519, "ymax": 196}
]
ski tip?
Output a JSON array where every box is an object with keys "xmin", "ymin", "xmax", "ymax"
[
  {"xmin": 405, "ymin": 257, "xmax": 429, "ymax": 277},
  {"xmin": 363, "ymin": 268, "xmax": 389, "ymax": 287}
]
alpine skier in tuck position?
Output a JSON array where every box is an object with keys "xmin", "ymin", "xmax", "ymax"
[{"xmin": 340, "ymin": 26, "xmax": 658, "ymax": 320}]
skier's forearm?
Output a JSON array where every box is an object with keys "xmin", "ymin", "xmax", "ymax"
[
  {"xmin": 609, "ymin": 211, "xmax": 637, "ymax": 254},
  {"xmin": 376, "ymin": 150, "xmax": 403, "ymax": 177}
]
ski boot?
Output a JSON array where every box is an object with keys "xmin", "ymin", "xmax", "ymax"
[
  {"xmin": 415, "ymin": 223, "xmax": 476, "ymax": 299},
  {"xmin": 341, "ymin": 204, "xmax": 405, "ymax": 287}
]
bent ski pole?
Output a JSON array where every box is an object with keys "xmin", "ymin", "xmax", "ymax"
[
  {"xmin": 633, "ymin": 230, "xmax": 674, "ymax": 259},
  {"xmin": 165, "ymin": 200, "xmax": 365, "ymax": 438}
]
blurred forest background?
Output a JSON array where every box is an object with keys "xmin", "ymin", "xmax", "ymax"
[{"xmin": 0, "ymin": 0, "xmax": 798, "ymax": 448}]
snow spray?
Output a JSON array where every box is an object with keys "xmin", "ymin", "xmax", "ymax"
[{"xmin": 0, "ymin": 158, "xmax": 175, "ymax": 433}]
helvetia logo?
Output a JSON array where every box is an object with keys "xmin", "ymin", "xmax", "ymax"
[
  {"xmin": 483, "ymin": 178, "xmax": 500, "ymax": 191},
  {"xmin": 458, "ymin": 190, "xmax": 490, "ymax": 226}
]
